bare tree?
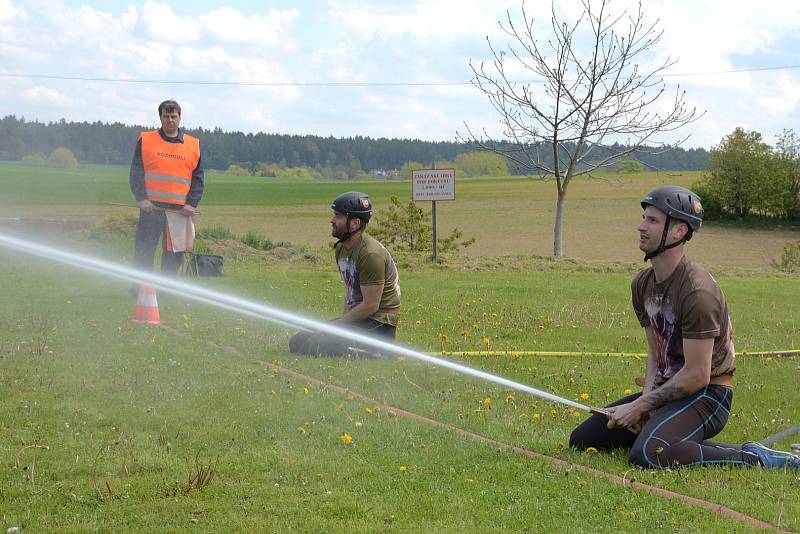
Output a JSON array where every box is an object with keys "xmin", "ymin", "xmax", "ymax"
[{"xmin": 463, "ymin": 0, "xmax": 701, "ymax": 256}]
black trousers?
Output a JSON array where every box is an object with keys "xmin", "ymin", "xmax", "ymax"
[
  {"xmin": 132, "ymin": 209, "xmax": 184, "ymax": 275},
  {"xmin": 289, "ymin": 319, "xmax": 397, "ymax": 357},
  {"xmin": 569, "ymin": 385, "xmax": 757, "ymax": 468}
]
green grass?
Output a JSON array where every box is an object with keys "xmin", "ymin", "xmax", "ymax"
[
  {"xmin": 1, "ymin": 162, "xmax": 799, "ymax": 531},
  {"xmin": 0, "ymin": 244, "xmax": 798, "ymax": 532}
]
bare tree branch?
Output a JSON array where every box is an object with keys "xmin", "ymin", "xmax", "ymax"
[{"xmin": 462, "ymin": 0, "xmax": 702, "ymax": 255}]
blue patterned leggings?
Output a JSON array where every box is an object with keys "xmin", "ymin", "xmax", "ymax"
[{"xmin": 570, "ymin": 385, "xmax": 758, "ymax": 468}]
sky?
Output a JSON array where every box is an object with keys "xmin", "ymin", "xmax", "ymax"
[{"xmin": 1, "ymin": 0, "xmax": 800, "ymax": 149}]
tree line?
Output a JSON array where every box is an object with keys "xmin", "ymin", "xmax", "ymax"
[{"xmin": 0, "ymin": 115, "xmax": 709, "ymax": 173}]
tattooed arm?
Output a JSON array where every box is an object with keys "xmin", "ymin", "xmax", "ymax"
[
  {"xmin": 608, "ymin": 335, "xmax": 713, "ymax": 431},
  {"xmin": 638, "ymin": 337, "xmax": 713, "ymax": 409}
]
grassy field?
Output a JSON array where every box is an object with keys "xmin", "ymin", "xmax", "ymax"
[
  {"xmin": 0, "ymin": 162, "xmax": 799, "ymax": 532},
  {"xmin": 1, "ymin": 161, "xmax": 798, "ymax": 268}
]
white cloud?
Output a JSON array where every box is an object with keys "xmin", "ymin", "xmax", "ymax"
[
  {"xmin": 758, "ymin": 74, "xmax": 800, "ymax": 114},
  {"xmin": 139, "ymin": 1, "xmax": 201, "ymax": 43},
  {"xmin": 328, "ymin": 0, "xmax": 507, "ymax": 42},
  {"xmin": 200, "ymin": 7, "xmax": 298, "ymax": 47},
  {"xmin": 0, "ymin": 0, "xmax": 21, "ymax": 22},
  {"xmin": 22, "ymin": 86, "xmax": 73, "ymax": 106}
]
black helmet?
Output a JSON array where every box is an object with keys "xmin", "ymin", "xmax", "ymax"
[
  {"xmin": 641, "ymin": 186, "xmax": 703, "ymax": 232},
  {"xmin": 640, "ymin": 186, "xmax": 703, "ymax": 262},
  {"xmin": 331, "ymin": 191, "xmax": 372, "ymax": 222}
]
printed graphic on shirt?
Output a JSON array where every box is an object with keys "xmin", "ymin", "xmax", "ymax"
[
  {"xmin": 644, "ymin": 294, "xmax": 685, "ymax": 381},
  {"xmin": 338, "ymin": 254, "xmax": 362, "ymax": 310}
]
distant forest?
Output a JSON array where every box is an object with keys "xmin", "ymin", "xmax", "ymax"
[{"xmin": 0, "ymin": 115, "xmax": 709, "ymax": 173}]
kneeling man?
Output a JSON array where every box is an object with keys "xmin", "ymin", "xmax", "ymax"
[{"xmin": 289, "ymin": 192, "xmax": 401, "ymax": 357}]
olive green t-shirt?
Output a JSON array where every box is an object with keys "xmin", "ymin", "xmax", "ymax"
[
  {"xmin": 631, "ymin": 256, "xmax": 736, "ymax": 387},
  {"xmin": 335, "ymin": 234, "xmax": 401, "ymax": 326}
]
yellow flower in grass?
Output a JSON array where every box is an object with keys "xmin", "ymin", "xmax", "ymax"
[
  {"xmin": 365, "ymin": 407, "xmax": 376, "ymax": 414},
  {"xmin": 340, "ymin": 433, "xmax": 353, "ymax": 445},
  {"xmin": 579, "ymin": 393, "xmax": 590, "ymax": 400},
  {"xmin": 399, "ymin": 465, "xmax": 407, "ymax": 473},
  {"xmin": 437, "ymin": 333, "xmax": 448, "ymax": 342},
  {"xmin": 623, "ymin": 388, "xmax": 633, "ymax": 395},
  {"xmin": 304, "ymin": 387, "xmax": 310, "ymax": 396},
  {"xmin": 482, "ymin": 336, "xmax": 490, "ymax": 346},
  {"xmin": 506, "ymin": 394, "xmax": 515, "ymax": 403},
  {"xmin": 532, "ymin": 413, "xmax": 541, "ymax": 420},
  {"xmin": 465, "ymin": 478, "xmax": 475, "ymax": 484},
  {"xmin": 483, "ymin": 397, "xmax": 492, "ymax": 407},
  {"xmin": 298, "ymin": 427, "xmax": 306, "ymax": 434},
  {"xmin": 585, "ymin": 447, "xmax": 598, "ymax": 454}
]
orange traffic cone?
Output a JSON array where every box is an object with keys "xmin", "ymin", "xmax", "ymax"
[{"xmin": 131, "ymin": 286, "xmax": 160, "ymax": 324}]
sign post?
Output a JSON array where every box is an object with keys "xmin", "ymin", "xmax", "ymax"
[{"xmin": 412, "ymin": 167, "xmax": 455, "ymax": 262}]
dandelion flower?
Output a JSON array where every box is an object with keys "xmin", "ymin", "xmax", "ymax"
[
  {"xmin": 415, "ymin": 320, "xmax": 421, "ymax": 325},
  {"xmin": 623, "ymin": 388, "xmax": 633, "ymax": 395},
  {"xmin": 399, "ymin": 465, "xmax": 407, "ymax": 473},
  {"xmin": 506, "ymin": 394, "xmax": 515, "ymax": 403},
  {"xmin": 340, "ymin": 433, "xmax": 353, "ymax": 445},
  {"xmin": 298, "ymin": 427, "xmax": 306, "ymax": 434},
  {"xmin": 482, "ymin": 336, "xmax": 490, "ymax": 346},
  {"xmin": 304, "ymin": 387, "xmax": 310, "ymax": 396},
  {"xmin": 579, "ymin": 393, "xmax": 590, "ymax": 400},
  {"xmin": 271, "ymin": 389, "xmax": 277, "ymax": 396},
  {"xmin": 585, "ymin": 447, "xmax": 598, "ymax": 454},
  {"xmin": 483, "ymin": 397, "xmax": 492, "ymax": 406},
  {"xmin": 365, "ymin": 407, "xmax": 375, "ymax": 414},
  {"xmin": 532, "ymin": 413, "xmax": 541, "ymax": 420}
]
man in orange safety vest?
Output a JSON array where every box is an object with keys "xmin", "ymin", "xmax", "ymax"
[{"xmin": 129, "ymin": 99, "xmax": 204, "ymax": 280}]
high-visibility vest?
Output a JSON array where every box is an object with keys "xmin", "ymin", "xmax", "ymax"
[{"xmin": 140, "ymin": 130, "xmax": 200, "ymax": 205}]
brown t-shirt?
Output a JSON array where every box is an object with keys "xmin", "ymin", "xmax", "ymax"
[{"xmin": 632, "ymin": 256, "xmax": 736, "ymax": 387}]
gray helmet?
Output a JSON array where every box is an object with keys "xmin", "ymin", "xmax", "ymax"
[
  {"xmin": 641, "ymin": 186, "xmax": 703, "ymax": 232},
  {"xmin": 331, "ymin": 191, "xmax": 372, "ymax": 222}
]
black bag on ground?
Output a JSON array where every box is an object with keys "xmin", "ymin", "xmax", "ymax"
[{"xmin": 185, "ymin": 254, "xmax": 224, "ymax": 276}]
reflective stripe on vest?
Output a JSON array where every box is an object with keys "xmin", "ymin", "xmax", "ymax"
[{"xmin": 140, "ymin": 130, "xmax": 200, "ymax": 205}]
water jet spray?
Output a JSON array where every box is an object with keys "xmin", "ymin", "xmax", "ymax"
[{"xmin": 0, "ymin": 232, "xmax": 609, "ymax": 417}]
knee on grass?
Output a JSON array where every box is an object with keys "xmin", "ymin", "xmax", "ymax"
[{"xmin": 629, "ymin": 441, "xmax": 696, "ymax": 469}]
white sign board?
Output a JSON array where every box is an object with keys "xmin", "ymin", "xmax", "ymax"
[{"xmin": 412, "ymin": 168, "xmax": 456, "ymax": 201}]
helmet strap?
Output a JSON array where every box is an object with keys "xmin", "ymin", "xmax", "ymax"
[
  {"xmin": 644, "ymin": 215, "xmax": 690, "ymax": 261},
  {"xmin": 333, "ymin": 215, "xmax": 363, "ymax": 247}
]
